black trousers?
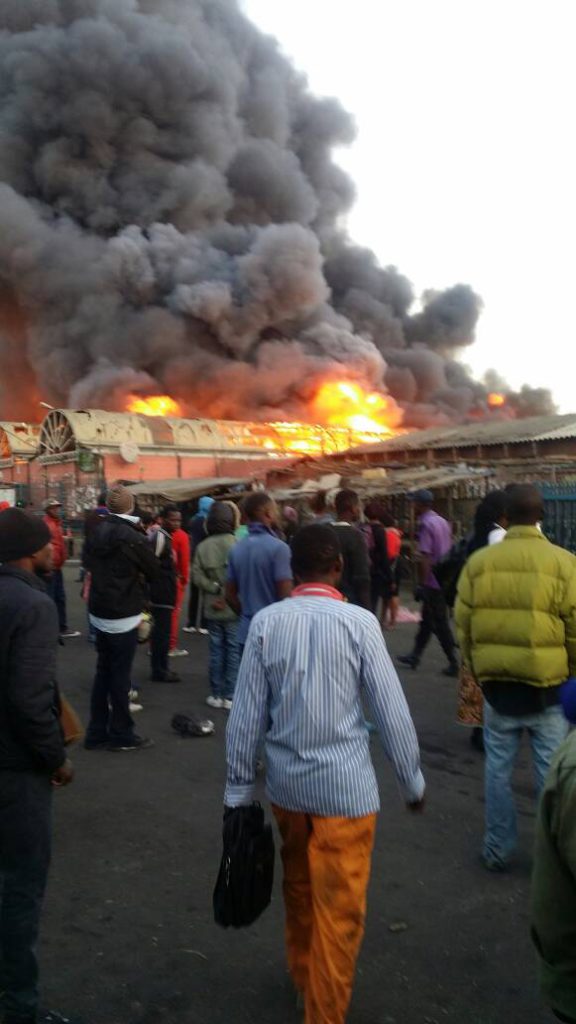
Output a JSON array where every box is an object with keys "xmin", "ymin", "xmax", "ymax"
[
  {"xmin": 86, "ymin": 628, "xmax": 138, "ymax": 745},
  {"xmin": 413, "ymin": 586, "xmax": 456, "ymax": 664},
  {"xmin": 45, "ymin": 568, "xmax": 67, "ymax": 633},
  {"xmin": 0, "ymin": 771, "xmax": 52, "ymax": 1024},
  {"xmin": 150, "ymin": 606, "xmax": 172, "ymax": 678}
]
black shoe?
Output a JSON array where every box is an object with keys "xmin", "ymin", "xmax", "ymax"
[
  {"xmin": 442, "ymin": 662, "xmax": 459, "ymax": 678},
  {"xmin": 151, "ymin": 671, "xmax": 181, "ymax": 683},
  {"xmin": 83, "ymin": 738, "xmax": 109, "ymax": 750},
  {"xmin": 108, "ymin": 735, "xmax": 154, "ymax": 752},
  {"xmin": 397, "ymin": 654, "xmax": 419, "ymax": 669}
]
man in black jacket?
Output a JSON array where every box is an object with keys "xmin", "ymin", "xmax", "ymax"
[
  {"xmin": 84, "ymin": 486, "xmax": 162, "ymax": 752},
  {"xmin": 149, "ymin": 512, "xmax": 180, "ymax": 683},
  {"xmin": 332, "ymin": 489, "xmax": 371, "ymax": 609},
  {"xmin": 0, "ymin": 508, "xmax": 74, "ymax": 1024}
]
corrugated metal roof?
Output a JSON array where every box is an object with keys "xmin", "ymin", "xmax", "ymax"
[
  {"xmin": 126, "ymin": 477, "xmax": 248, "ymax": 501},
  {"xmin": 347, "ymin": 413, "xmax": 576, "ymax": 455},
  {"xmin": 0, "ymin": 422, "xmax": 40, "ymax": 457},
  {"xmin": 271, "ymin": 465, "xmax": 492, "ymax": 500}
]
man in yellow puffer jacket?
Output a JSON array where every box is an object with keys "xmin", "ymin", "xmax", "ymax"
[{"xmin": 455, "ymin": 484, "xmax": 576, "ymax": 871}]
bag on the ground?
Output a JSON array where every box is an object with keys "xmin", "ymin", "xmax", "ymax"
[
  {"xmin": 171, "ymin": 713, "xmax": 215, "ymax": 737},
  {"xmin": 213, "ymin": 802, "xmax": 275, "ymax": 929}
]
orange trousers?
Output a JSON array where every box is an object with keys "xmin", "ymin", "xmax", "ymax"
[
  {"xmin": 170, "ymin": 581, "xmax": 185, "ymax": 650},
  {"xmin": 272, "ymin": 806, "xmax": 377, "ymax": 1024}
]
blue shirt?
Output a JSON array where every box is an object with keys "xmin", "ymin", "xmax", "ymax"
[
  {"xmin": 226, "ymin": 523, "xmax": 292, "ymax": 643},
  {"xmin": 225, "ymin": 595, "xmax": 425, "ymax": 817}
]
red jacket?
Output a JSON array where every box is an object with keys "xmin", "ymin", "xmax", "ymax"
[
  {"xmin": 44, "ymin": 515, "xmax": 67, "ymax": 570},
  {"xmin": 171, "ymin": 528, "xmax": 190, "ymax": 586}
]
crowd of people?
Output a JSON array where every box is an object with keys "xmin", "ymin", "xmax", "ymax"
[{"xmin": 1, "ymin": 481, "xmax": 576, "ymax": 1023}]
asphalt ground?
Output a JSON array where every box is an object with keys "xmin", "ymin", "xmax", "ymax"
[{"xmin": 39, "ymin": 566, "xmax": 554, "ymax": 1024}]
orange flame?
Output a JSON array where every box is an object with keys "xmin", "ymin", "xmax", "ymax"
[
  {"xmin": 127, "ymin": 394, "xmax": 182, "ymax": 417},
  {"xmin": 310, "ymin": 380, "xmax": 401, "ymax": 436},
  {"xmin": 487, "ymin": 392, "xmax": 505, "ymax": 408}
]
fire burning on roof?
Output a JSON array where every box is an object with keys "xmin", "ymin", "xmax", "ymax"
[
  {"xmin": 487, "ymin": 392, "xmax": 506, "ymax": 408},
  {"xmin": 125, "ymin": 379, "xmax": 400, "ymax": 456}
]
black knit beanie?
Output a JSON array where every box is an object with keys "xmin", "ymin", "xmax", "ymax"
[{"xmin": 0, "ymin": 509, "xmax": 51, "ymax": 563}]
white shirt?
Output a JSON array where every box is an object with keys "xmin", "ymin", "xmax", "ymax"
[{"xmin": 488, "ymin": 525, "xmax": 506, "ymax": 546}]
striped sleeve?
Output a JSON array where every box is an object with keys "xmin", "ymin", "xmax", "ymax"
[{"xmin": 360, "ymin": 618, "xmax": 425, "ymax": 803}]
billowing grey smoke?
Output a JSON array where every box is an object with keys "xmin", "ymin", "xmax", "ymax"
[{"xmin": 0, "ymin": 0, "xmax": 554, "ymax": 425}]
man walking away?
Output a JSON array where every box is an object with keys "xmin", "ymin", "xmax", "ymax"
[
  {"xmin": 0, "ymin": 509, "xmax": 75, "ymax": 1024},
  {"xmin": 398, "ymin": 489, "xmax": 458, "ymax": 677},
  {"xmin": 149, "ymin": 513, "xmax": 180, "ymax": 684},
  {"xmin": 532, "ymin": 686, "xmax": 576, "ymax": 1024},
  {"xmin": 332, "ymin": 489, "xmax": 371, "ymax": 609},
  {"xmin": 84, "ymin": 485, "xmax": 162, "ymax": 752},
  {"xmin": 226, "ymin": 525, "xmax": 424, "ymax": 1024},
  {"xmin": 43, "ymin": 499, "xmax": 80, "ymax": 640},
  {"xmin": 455, "ymin": 484, "xmax": 576, "ymax": 871},
  {"xmin": 158, "ymin": 505, "xmax": 190, "ymax": 657},
  {"xmin": 225, "ymin": 492, "xmax": 292, "ymax": 649},
  {"xmin": 184, "ymin": 495, "xmax": 214, "ymax": 634},
  {"xmin": 192, "ymin": 502, "xmax": 239, "ymax": 710}
]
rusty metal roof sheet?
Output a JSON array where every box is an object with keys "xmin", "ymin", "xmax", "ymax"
[
  {"xmin": 0, "ymin": 422, "xmax": 40, "ymax": 458},
  {"xmin": 346, "ymin": 413, "xmax": 576, "ymax": 455}
]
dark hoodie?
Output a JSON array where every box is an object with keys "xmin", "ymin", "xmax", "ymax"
[{"xmin": 84, "ymin": 514, "xmax": 162, "ymax": 619}]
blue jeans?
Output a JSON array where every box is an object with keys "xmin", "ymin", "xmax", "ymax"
[
  {"xmin": 0, "ymin": 771, "xmax": 52, "ymax": 1023},
  {"xmin": 208, "ymin": 621, "xmax": 240, "ymax": 700},
  {"xmin": 483, "ymin": 702, "xmax": 568, "ymax": 864}
]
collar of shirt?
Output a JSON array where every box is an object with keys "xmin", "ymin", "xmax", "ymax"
[
  {"xmin": 248, "ymin": 522, "xmax": 275, "ymax": 537},
  {"xmin": 116, "ymin": 513, "xmax": 140, "ymax": 525},
  {"xmin": 292, "ymin": 583, "xmax": 344, "ymax": 601}
]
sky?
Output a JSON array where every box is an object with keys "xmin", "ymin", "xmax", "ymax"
[{"xmin": 242, "ymin": 0, "xmax": 575, "ymax": 412}]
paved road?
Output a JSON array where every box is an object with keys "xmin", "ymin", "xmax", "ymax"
[{"xmin": 40, "ymin": 568, "xmax": 553, "ymax": 1024}]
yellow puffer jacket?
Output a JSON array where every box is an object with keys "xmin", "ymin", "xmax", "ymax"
[{"xmin": 455, "ymin": 526, "xmax": 576, "ymax": 688}]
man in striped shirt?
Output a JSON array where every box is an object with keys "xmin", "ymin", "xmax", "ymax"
[{"xmin": 225, "ymin": 525, "xmax": 425, "ymax": 1023}]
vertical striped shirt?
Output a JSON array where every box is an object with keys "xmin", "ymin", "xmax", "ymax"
[{"xmin": 225, "ymin": 595, "xmax": 425, "ymax": 817}]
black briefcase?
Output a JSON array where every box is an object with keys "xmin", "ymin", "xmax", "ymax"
[{"xmin": 213, "ymin": 803, "xmax": 275, "ymax": 928}]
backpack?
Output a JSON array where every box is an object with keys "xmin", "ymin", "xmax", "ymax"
[
  {"xmin": 433, "ymin": 536, "xmax": 469, "ymax": 608},
  {"xmin": 213, "ymin": 803, "xmax": 275, "ymax": 929}
]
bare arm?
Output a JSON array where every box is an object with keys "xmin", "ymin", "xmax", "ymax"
[
  {"xmin": 225, "ymin": 579, "xmax": 242, "ymax": 616},
  {"xmin": 276, "ymin": 579, "xmax": 293, "ymax": 601}
]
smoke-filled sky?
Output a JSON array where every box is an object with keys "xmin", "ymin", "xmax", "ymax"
[
  {"xmin": 244, "ymin": 0, "xmax": 574, "ymax": 413},
  {"xmin": 0, "ymin": 0, "xmax": 564, "ymax": 427}
]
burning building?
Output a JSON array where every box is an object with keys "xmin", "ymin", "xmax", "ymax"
[{"xmin": 0, "ymin": 1, "xmax": 554, "ymax": 432}]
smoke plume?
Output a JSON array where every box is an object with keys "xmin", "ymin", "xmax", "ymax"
[{"xmin": 0, "ymin": 0, "xmax": 554, "ymax": 425}]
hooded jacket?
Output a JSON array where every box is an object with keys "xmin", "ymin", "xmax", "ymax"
[
  {"xmin": 0, "ymin": 566, "xmax": 66, "ymax": 773},
  {"xmin": 84, "ymin": 514, "xmax": 162, "ymax": 619},
  {"xmin": 455, "ymin": 526, "xmax": 576, "ymax": 688},
  {"xmin": 192, "ymin": 502, "xmax": 237, "ymax": 622}
]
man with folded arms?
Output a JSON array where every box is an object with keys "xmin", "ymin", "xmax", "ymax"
[{"xmin": 226, "ymin": 525, "xmax": 425, "ymax": 1023}]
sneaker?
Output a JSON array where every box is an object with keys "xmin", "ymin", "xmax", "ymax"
[
  {"xmin": 128, "ymin": 688, "xmax": 139, "ymax": 701},
  {"xmin": 397, "ymin": 654, "xmax": 419, "ymax": 669},
  {"xmin": 151, "ymin": 671, "xmax": 181, "ymax": 683},
  {"xmin": 198, "ymin": 628, "xmax": 209, "ymax": 636},
  {"xmin": 108, "ymin": 736, "xmax": 154, "ymax": 752},
  {"xmin": 221, "ymin": 698, "xmax": 233, "ymax": 711},
  {"xmin": 169, "ymin": 648, "xmax": 189, "ymax": 657},
  {"xmin": 129, "ymin": 702, "xmax": 143, "ymax": 713},
  {"xmin": 206, "ymin": 695, "xmax": 225, "ymax": 709},
  {"xmin": 37, "ymin": 1012, "xmax": 84, "ymax": 1024},
  {"xmin": 60, "ymin": 630, "xmax": 81, "ymax": 639},
  {"xmin": 83, "ymin": 738, "xmax": 109, "ymax": 750},
  {"xmin": 182, "ymin": 625, "xmax": 198, "ymax": 633}
]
